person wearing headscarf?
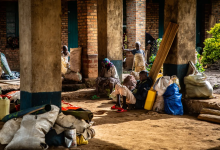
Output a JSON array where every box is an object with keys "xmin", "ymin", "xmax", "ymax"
[
  {"xmin": 92, "ymin": 58, "xmax": 120, "ymax": 99},
  {"xmin": 123, "ymin": 41, "xmax": 147, "ymax": 72},
  {"xmin": 61, "ymin": 45, "xmax": 70, "ymax": 64}
]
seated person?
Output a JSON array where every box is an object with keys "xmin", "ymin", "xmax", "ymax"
[
  {"xmin": 92, "ymin": 58, "xmax": 120, "ymax": 99},
  {"xmin": 61, "ymin": 45, "xmax": 70, "ymax": 64},
  {"xmin": 111, "ymin": 71, "xmax": 152, "ymax": 112},
  {"xmin": 1, "ymin": 53, "xmax": 17, "ymax": 80},
  {"xmin": 123, "ymin": 41, "xmax": 147, "ymax": 72}
]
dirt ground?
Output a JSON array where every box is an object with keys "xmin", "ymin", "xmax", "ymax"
[{"xmin": 65, "ymin": 98, "xmax": 220, "ymax": 150}]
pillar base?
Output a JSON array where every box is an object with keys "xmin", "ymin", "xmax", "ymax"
[
  {"xmin": 20, "ymin": 91, "xmax": 61, "ymax": 110},
  {"xmin": 163, "ymin": 63, "xmax": 189, "ymax": 92}
]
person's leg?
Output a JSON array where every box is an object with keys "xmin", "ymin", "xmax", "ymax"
[
  {"xmin": 116, "ymin": 94, "xmax": 121, "ymax": 107},
  {"xmin": 122, "ymin": 96, "xmax": 128, "ymax": 109}
]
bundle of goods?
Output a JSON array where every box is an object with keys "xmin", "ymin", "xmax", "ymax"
[
  {"xmin": 0, "ymin": 104, "xmax": 95, "ymax": 149},
  {"xmin": 184, "ymin": 61, "xmax": 213, "ymax": 99}
]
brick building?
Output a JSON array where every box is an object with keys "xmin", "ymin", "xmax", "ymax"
[{"xmin": 0, "ymin": 0, "xmax": 220, "ymax": 75}]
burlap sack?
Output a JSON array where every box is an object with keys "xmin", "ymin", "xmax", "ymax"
[
  {"xmin": 5, "ymin": 105, "xmax": 59, "ymax": 150},
  {"xmin": 0, "ymin": 118, "xmax": 22, "ymax": 144},
  {"xmin": 70, "ymin": 47, "xmax": 82, "ymax": 72},
  {"xmin": 64, "ymin": 72, "xmax": 82, "ymax": 82}
]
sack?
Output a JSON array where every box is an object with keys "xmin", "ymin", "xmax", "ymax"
[
  {"xmin": 61, "ymin": 57, "xmax": 68, "ymax": 75},
  {"xmin": 5, "ymin": 105, "xmax": 59, "ymax": 150},
  {"xmin": 163, "ymin": 84, "xmax": 183, "ymax": 115},
  {"xmin": 0, "ymin": 118, "xmax": 22, "ymax": 144},
  {"xmin": 184, "ymin": 73, "xmax": 213, "ymax": 98},
  {"xmin": 54, "ymin": 113, "xmax": 94, "ymax": 140},
  {"xmin": 70, "ymin": 47, "xmax": 82, "ymax": 72},
  {"xmin": 131, "ymin": 71, "xmax": 139, "ymax": 80},
  {"xmin": 64, "ymin": 72, "xmax": 82, "ymax": 82},
  {"xmin": 154, "ymin": 76, "xmax": 170, "ymax": 96},
  {"xmin": 152, "ymin": 95, "xmax": 164, "ymax": 113}
]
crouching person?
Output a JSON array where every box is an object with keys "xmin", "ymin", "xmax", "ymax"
[
  {"xmin": 111, "ymin": 71, "xmax": 152, "ymax": 112},
  {"xmin": 91, "ymin": 58, "xmax": 120, "ymax": 99}
]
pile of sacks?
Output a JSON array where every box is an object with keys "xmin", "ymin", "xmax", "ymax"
[
  {"xmin": 61, "ymin": 47, "xmax": 82, "ymax": 82},
  {"xmin": 0, "ymin": 105, "xmax": 95, "ymax": 149}
]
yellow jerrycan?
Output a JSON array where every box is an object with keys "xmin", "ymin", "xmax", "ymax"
[
  {"xmin": 144, "ymin": 87, "xmax": 157, "ymax": 110},
  {"xmin": 0, "ymin": 98, "xmax": 10, "ymax": 120}
]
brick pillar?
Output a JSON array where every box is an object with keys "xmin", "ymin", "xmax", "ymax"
[
  {"xmin": 164, "ymin": 0, "xmax": 196, "ymax": 90},
  {"xmin": 212, "ymin": 0, "xmax": 220, "ymax": 23},
  {"xmin": 61, "ymin": 0, "xmax": 68, "ymax": 50},
  {"xmin": 126, "ymin": 0, "xmax": 146, "ymax": 69},
  {"xmin": 77, "ymin": 0, "xmax": 98, "ymax": 79},
  {"xmin": 0, "ymin": 2, "xmax": 6, "ymax": 52},
  {"xmin": 126, "ymin": 0, "xmax": 146, "ymax": 50}
]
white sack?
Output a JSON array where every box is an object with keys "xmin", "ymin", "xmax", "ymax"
[
  {"xmin": 5, "ymin": 105, "xmax": 59, "ymax": 150},
  {"xmin": 154, "ymin": 76, "xmax": 170, "ymax": 96},
  {"xmin": 0, "ymin": 118, "xmax": 22, "ymax": 144},
  {"xmin": 152, "ymin": 95, "xmax": 164, "ymax": 113}
]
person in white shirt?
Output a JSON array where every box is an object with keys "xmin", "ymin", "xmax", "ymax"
[{"xmin": 61, "ymin": 45, "xmax": 70, "ymax": 64}]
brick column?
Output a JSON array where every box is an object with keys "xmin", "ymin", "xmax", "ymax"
[
  {"xmin": 0, "ymin": 2, "xmax": 6, "ymax": 52},
  {"xmin": 212, "ymin": 0, "xmax": 220, "ymax": 23},
  {"xmin": 126, "ymin": 0, "xmax": 146, "ymax": 50},
  {"xmin": 61, "ymin": 0, "xmax": 68, "ymax": 50},
  {"xmin": 77, "ymin": 0, "xmax": 98, "ymax": 79}
]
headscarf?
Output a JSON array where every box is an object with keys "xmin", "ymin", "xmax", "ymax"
[
  {"xmin": 135, "ymin": 41, "xmax": 141, "ymax": 46},
  {"xmin": 102, "ymin": 58, "xmax": 113, "ymax": 70}
]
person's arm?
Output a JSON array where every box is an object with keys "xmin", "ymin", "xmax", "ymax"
[
  {"xmin": 122, "ymin": 46, "xmax": 132, "ymax": 52},
  {"xmin": 133, "ymin": 82, "xmax": 151, "ymax": 101}
]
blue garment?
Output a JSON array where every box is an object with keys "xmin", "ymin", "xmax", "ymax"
[
  {"xmin": 133, "ymin": 77, "xmax": 153, "ymax": 109},
  {"xmin": 131, "ymin": 49, "xmax": 145, "ymax": 57}
]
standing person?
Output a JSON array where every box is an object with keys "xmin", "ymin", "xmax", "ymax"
[
  {"xmin": 91, "ymin": 58, "xmax": 120, "ymax": 100},
  {"xmin": 123, "ymin": 41, "xmax": 147, "ymax": 72},
  {"xmin": 145, "ymin": 32, "xmax": 158, "ymax": 56},
  {"xmin": 61, "ymin": 45, "xmax": 70, "ymax": 64}
]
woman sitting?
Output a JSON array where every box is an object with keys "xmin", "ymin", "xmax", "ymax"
[{"xmin": 92, "ymin": 58, "xmax": 120, "ymax": 99}]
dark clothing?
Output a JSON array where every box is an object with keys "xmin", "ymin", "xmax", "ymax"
[
  {"xmin": 131, "ymin": 49, "xmax": 145, "ymax": 57},
  {"xmin": 133, "ymin": 77, "xmax": 153, "ymax": 109},
  {"xmin": 145, "ymin": 33, "xmax": 155, "ymax": 46}
]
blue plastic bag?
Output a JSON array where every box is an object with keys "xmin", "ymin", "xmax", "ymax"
[{"xmin": 163, "ymin": 83, "xmax": 183, "ymax": 115}]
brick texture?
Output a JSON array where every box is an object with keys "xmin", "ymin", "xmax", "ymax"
[
  {"xmin": 212, "ymin": 0, "xmax": 220, "ymax": 23},
  {"xmin": 61, "ymin": 0, "xmax": 68, "ymax": 50},
  {"xmin": 77, "ymin": 0, "xmax": 98, "ymax": 78},
  {"xmin": 126, "ymin": 0, "xmax": 146, "ymax": 50},
  {"xmin": 0, "ymin": 1, "xmax": 19, "ymax": 71},
  {"xmin": 201, "ymin": 3, "xmax": 212, "ymax": 46}
]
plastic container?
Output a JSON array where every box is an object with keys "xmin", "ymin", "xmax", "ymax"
[
  {"xmin": 144, "ymin": 89, "xmax": 157, "ymax": 110},
  {"xmin": 0, "ymin": 99, "xmax": 10, "ymax": 120}
]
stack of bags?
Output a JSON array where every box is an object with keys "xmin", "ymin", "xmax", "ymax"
[{"xmin": 0, "ymin": 104, "xmax": 95, "ymax": 149}]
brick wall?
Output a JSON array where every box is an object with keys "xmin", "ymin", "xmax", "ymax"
[
  {"xmin": 126, "ymin": 0, "xmax": 146, "ymax": 50},
  {"xmin": 212, "ymin": 0, "xmax": 220, "ymax": 23},
  {"xmin": 77, "ymin": 0, "xmax": 98, "ymax": 78},
  {"xmin": 201, "ymin": 3, "xmax": 212, "ymax": 45},
  {"xmin": 61, "ymin": 0, "xmax": 68, "ymax": 50},
  {"xmin": 146, "ymin": 2, "xmax": 159, "ymax": 61},
  {"xmin": 0, "ymin": 1, "xmax": 19, "ymax": 71}
]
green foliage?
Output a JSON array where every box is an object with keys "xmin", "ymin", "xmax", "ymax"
[
  {"xmin": 146, "ymin": 54, "xmax": 156, "ymax": 71},
  {"xmin": 156, "ymin": 38, "xmax": 162, "ymax": 50},
  {"xmin": 196, "ymin": 53, "xmax": 205, "ymax": 73},
  {"xmin": 202, "ymin": 22, "xmax": 220, "ymax": 65}
]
